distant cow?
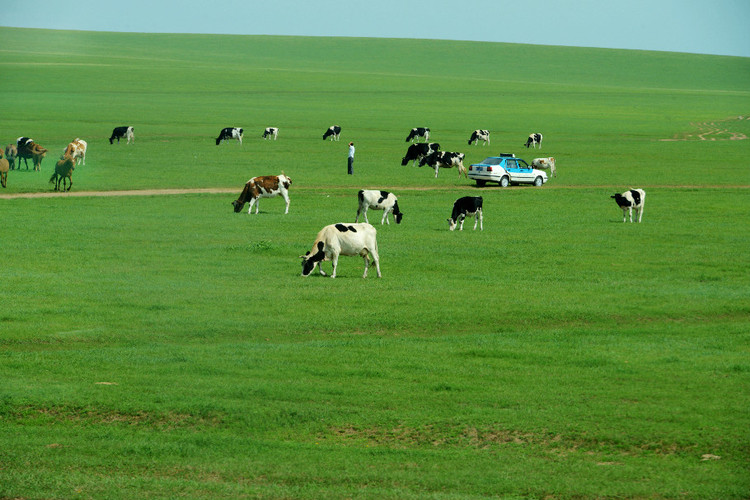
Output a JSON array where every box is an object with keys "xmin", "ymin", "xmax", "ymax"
[
  {"xmin": 4, "ymin": 144, "xmax": 17, "ymax": 170},
  {"xmin": 611, "ymin": 189, "xmax": 646, "ymax": 223},
  {"xmin": 405, "ymin": 127, "xmax": 430, "ymax": 142},
  {"xmin": 524, "ymin": 133, "xmax": 543, "ymax": 149},
  {"xmin": 531, "ymin": 157, "xmax": 556, "ymax": 177},
  {"xmin": 231, "ymin": 174, "xmax": 292, "ymax": 215},
  {"xmin": 401, "ymin": 142, "xmax": 440, "ymax": 166},
  {"xmin": 468, "ymin": 129, "xmax": 490, "ymax": 146},
  {"xmin": 262, "ymin": 127, "xmax": 279, "ymax": 140},
  {"xmin": 49, "ymin": 154, "xmax": 75, "ymax": 191},
  {"xmin": 419, "ymin": 151, "xmax": 467, "ymax": 178},
  {"xmin": 0, "ymin": 151, "xmax": 8, "ymax": 188},
  {"xmin": 110, "ymin": 126, "xmax": 134, "ymax": 144},
  {"xmin": 16, "ymin": 137, "xmax": 47, "ymax": 170},
  {"xmin": 356, "ymin": 190, "xmax": 403, "ymax": 225},
  {"xmin": 63, "ymin": 138, "xmax": 88, "ymax": 166},
  {"xmin": 448, "ymin": 196, "xmax": 483, "ymax": 231},
  {"xmin": 216, "ymin": 127, "xmax": 243, "ymax": 145},
  {"xmin": 323, "ymin": 125, "xmax": 342, "ymax": 141},
  {"xmin": 300, "ymin": 223, "xmax": 381, "ymax": 278}
]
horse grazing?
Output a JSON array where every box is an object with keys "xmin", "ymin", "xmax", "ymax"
[
  {"xmin": 0, "ymin": 151, "xmax": 9, "ymax": 188},
  {"xmin": 50, "ymin": 155, "xmax": 75, "ymax": 191}
]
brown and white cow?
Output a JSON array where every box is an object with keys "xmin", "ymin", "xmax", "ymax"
[
  {"xmin": 531, "ymin": 157, "xmax": 556, "ymax": 177},
  {"xmin": 231, "ymin": 174, "xmax": 292, "ymax": 214},
  {"xmin": 63, "ymin": 138, "xmax": 88, "ymax": 166}
]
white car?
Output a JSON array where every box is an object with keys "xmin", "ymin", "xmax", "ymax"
[{"xmin": 467, "ymin": 154, "xmax": 548, "ymax": 187}]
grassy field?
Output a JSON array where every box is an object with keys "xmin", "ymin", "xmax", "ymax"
[{"xmin": 1, "ymin": 27, "xmax": 749, "ymax": 499}]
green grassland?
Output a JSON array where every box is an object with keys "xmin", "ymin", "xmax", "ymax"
[{"xmin": 1, "ymin": 27, "xmax": 749, "ymax": 499}]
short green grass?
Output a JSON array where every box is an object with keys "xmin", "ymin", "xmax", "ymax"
[{"xmin": 1, "ymin": 27, "xmax": 749, "ymax": 499}]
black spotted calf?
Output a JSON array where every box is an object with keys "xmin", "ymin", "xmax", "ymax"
[
  {"xmin": 109, "ymin": 126, "xmax": 134, "ymax": 144},
  {"xmin": 323, "ymin": 125, "xmax": 342, "ymax": 141},
  {"xmin": 356, "ymin": 189, "xmax": 403, "ymax": 225},
  {"xmin": 405, "ymin": 127, "xmax": 430, "ymax": 142},
  {"xmin": 216, "ymin": 127, "xmax": 243, "ymax": 145}
]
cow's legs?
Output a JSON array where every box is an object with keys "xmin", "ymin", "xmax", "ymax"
[
  {"xmin": 381, "ymin": 211, "xmax": 389, "ymax": 225},
  {"xmin": 434, "ymin": 166, "xmax": 439, "ymax": 178},
  {"xmin": 330, "ymin": 254, "xmax": 339, "ymax": 278},
  {"xmin": 282, "ymin": 192, "xmax": 290, "ymax": 214},
  {"xmin": 362, "ymin": 254, "xmax": 370, "ymax": 278}
]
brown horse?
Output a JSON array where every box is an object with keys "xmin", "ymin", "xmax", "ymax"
[
  {"xmin": 50, "ymin": 154, "xmax": 75, "ymax": 191},
  {"xmin": 0, "ymin": 150, "xmax": 8, "ymax": 188}
]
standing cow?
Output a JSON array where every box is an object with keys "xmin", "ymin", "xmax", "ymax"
[
  {"xmin": 262, "ymin": 127, "xmax": 279, "ymax": 140},
  {"xmin": 300, "ymin": 223, "xmax": 381, "ymax": 278},
  {"xmin": 419, "ymin": 151, "xmax": 467, "ymax": 178},
  {"xmin": 468, "ymin": 129, "xmax": 490, "ymax": 146},
  {"xmin": 405, "ymin": 127, "xmax": 430, "ymax": 142},
  {"xmin": 216, "ymin": 127, "xmax": 243, "ymax": 145},
  {"xmin": 110, "ymin": 126, "xmax": 134, "ymax": 144},
  {"xmin": 611, "ymin": 189, "xmax": 646, "ymax": 223},
  {"xmin": 524, "ymin": 133, "xmax": 543, "ymax": 149},
  {"xmin": 231, "ymin": 174, "xmax": 292, "ymax": 214},
  {"xmin": 356, "ymin": 190, "xmax": 403, "ymax": 225},
  {"xmin": 448, "ymin": 196, "xmax": 483, "ymax": 231},
  {"xmin": 531, "ymin": 157, "xmax": 556, "ymax": 177},
  {"xmin": 401, "ymin": 142, "xmax": 440, "ymax": 166},
  {"xmin": 323, "ymin": 125, "xmax": 342, "ymax": 141}
]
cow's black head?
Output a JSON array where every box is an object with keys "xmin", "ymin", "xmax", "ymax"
[
  {"xmin": 394, "ymin": 212, "xmax": 403, "ymax": 224},
  {"xmin": 301, "ymin": 241, "xmax": 325, "ymax": 276},
  {"xmin": 232, "ymin": 200, "xmax": 244, "ymax": 213}
]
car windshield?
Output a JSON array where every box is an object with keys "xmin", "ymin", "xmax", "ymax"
[{"xmin": 479, "ymin": 157, "xmax": 503, "ymax": 165}]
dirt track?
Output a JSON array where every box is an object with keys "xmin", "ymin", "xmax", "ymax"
[{"xmin": 2, "ymin": 184, "xmax": 749, "ymax": 200}]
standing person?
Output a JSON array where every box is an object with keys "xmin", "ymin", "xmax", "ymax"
[{"xmin": 347, "ymin": 142, "xmax": 355, "ymax": 175}]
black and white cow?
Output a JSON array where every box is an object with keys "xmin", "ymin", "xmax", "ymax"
[
  {"xmin": 323, "ymin": 125, "xmax": 342, "ymax": 141},
  {"xmin": 216, "ymin": 127, "xmax": 243, "ymax": 145},
  {"xmin": 611, "ymin": 189, "xmax": 646, "ymax": 223},
  {"xmin": 418, "ymin": 151, "xmax": 467, "ymax": 178},
  {"xmin": 405, "ymin": 127, "xmax": 430, "ymax": 142},
  {"xmin": 468, "ymin": 129, "xmax": 490, "ymax": 146},
  {"xmin": 356, "ymin": 189, "xmax": 403, "ymax": 225},
  {"xmin": 448, "ymin": 196, "xmax": 483, "ymax": 231},
  {"xmin": 300, "ymin": 223, "xmax": 381, "ymax": 278},
  {"xmin": 109, "ymin": 126, "xmax": 134, "ymax": 144},
  {"xmin": 401, "ymin": 142, "xmax": 440, "ymax": 166},
  {"xmin": 231, "ymin": 174, "xmax": 292, "ymax": 214},
  {"xmin": 262, "ymin": 127, "xmax": 279, "ymax": 140},
  {"xmin": 524, "ymin": 133, "xmax": 543, "ymax": 149}
]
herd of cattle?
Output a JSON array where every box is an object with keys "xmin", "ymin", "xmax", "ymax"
[{"xmin": 0, "ymin": 124, "xmax": 644, "ymax": 277}]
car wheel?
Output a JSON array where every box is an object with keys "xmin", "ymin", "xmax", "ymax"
[
  {"xmin": 476, "ymin": 180, "xmax": 486, "ymax": 187},
  {"xmin": 534, "ymin": 176, "xmax": 543, "ymax": 187},
  {"xmin": 500, "ymin": 176, "xmax": 509, "ymax": 187}
]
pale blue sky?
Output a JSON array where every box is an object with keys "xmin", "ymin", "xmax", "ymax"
[{"xmin": 3, "ymin": 0, "xmax": 749, "ymax": 57}]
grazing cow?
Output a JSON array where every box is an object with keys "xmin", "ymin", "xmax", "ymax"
[
  {"xmin": 300, "ymin": 223, "xmax": 381, "ymax": 278},
  {"xmin": 262, "ymin": 127, "xmax": 279, "ymax": 140},
  {"xmin": 405, "ymin": 127, "xmax": 430, "ymax": 142},
  {"xmin": 109, "ymin": 126, "xmax": 134, "ymax": 144},
  {"xmin": 16, "ymin": 137, "xmax": 47, "ymax": 171},
  {"xmin": 419, "ymin": 151, "xmax": 467, "ymax": 178},
  {"xmin": 0, "ymin": 152, "xmax": 8, "ymax": 188},
  {"xmin": 63, "ymin": 138, "xmax": 88, "ymax": 166},
  {"xmin": 216, "ymin": 127, "xmax": 243, "ymax": 145},
  {"xmin": 531, "ymin": 157, "xmax": 556, "ymax": 178},
  {"xmin": 231, "ymin": 174, "xmax": 292, "ymax": 215},
  {"xmin": 356, "ymin": 190, "xmax": 403, "ymax": 225},
  {"xmin": 401, "ymin": 142, "xmax": 440, "ymax": 166},
  {"xmin": 322, "ymin": 125, "xmax": 342, "ymax": 141},
  {"xmin": 611, "ymin": 189, "xmax": 646, "ymax": 223},
  {"xmin": 524, "ymin": 133, "xmax": 543, "ymax": 149},
  {"xmin": 49, "ymin": 154, "xmax": 75, "ymax": 191},
  {"xmin": 448, "ymin": 196, "xmax": 483, "ymax": 231},
  {"xmin": 468, "ymin": 129, "xmax": 490, "ymax": 146},
  {"xmin": 4, "ymin": 144, "xmax": 17, "ymax": 170}
]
